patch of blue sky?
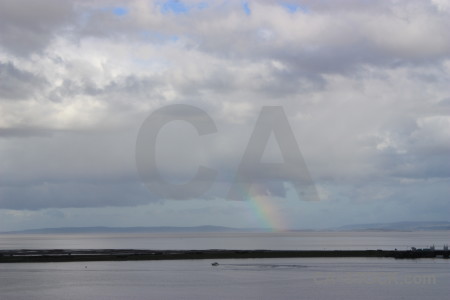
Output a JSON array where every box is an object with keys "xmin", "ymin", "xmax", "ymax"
[
  {"xmin": 242, "ymin": 1, "xmax": 251, "ymax": 15},
  {"xmin": 112, "ymin": 6, "xmax": 129, "ymax": 16},
  {"xmin": 280, "ymin": 3, "xmax": 309, "ymax": 14},
  {"xmin": 197, "ymin": 2, "xmax": 208, "ymax": 10},
  {"xmin": 159, "ymin": 0, "xmax": 208, "ymax": 15}
]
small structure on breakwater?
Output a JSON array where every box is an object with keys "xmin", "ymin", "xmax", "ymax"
[{"xmin": 395, "ymin": 245, "xmax": 449, "ymax": 259}]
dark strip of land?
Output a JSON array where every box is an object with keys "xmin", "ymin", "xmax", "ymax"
[{"xmin": 0, "ymin": 249, "xmax": 448, "ymax": 263}]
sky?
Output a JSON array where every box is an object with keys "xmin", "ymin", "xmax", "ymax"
[{"xmin": 0, "ymin": 0, "xmax": 449, "ymax": 231}]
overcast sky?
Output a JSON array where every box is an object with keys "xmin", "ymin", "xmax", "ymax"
[{"xmin": 0, "ymin": 0, "xmax": 449, "ymax": 231}]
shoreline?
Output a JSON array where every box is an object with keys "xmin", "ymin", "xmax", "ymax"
[{"xmin": 1, "ymin": 249, "xmax": 448, "ymax": 263}]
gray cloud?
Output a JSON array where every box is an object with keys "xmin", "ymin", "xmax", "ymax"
[
  {"xmin": 0, "ymin": 61, "xmax": 46, "ymax": 100},
  {"xmin": 0, "ymin": 0, "xmax": 74, "ymax": 55},
  {"xmin": 0, "ymin": 0, "xmax": 449, "ymax": 228},
  {"xmin": 0, "ymin": 127, "xmax": 53, "ymax": 138},
  {"xmin": 0, "ymin": 181, "xmax": 153, "ymax": 210}
]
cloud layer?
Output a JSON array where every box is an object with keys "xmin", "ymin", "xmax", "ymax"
[{"xmin": 0, "ymin": 0, "xmax": 449, "ymax": 228}]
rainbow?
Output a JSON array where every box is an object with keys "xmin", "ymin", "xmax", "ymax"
[{"xmin": 245, "ymin": 184, "xmax": 289, "ymax": 231}]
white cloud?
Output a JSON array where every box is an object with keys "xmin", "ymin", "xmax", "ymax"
[{"xmin": 0, "ymin": 0, "xmax": 449, "ymax": 228}]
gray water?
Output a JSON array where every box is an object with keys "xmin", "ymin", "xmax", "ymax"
[
  {"xmin": 0, "ymin": 258, "xmax": 449, "ymax": 300},
  {"xmin": 1, "ymin": 231, "xmax": 449, "ymax": 299},
  {"xmin": 0, "ymin": 231, "xmax": 448, "ymax": 250}
]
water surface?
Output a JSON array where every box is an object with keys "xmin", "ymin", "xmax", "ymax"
[
  {"xmin": 0, "ymin": 231, "xmax": 448, "ymax": 250},
  {"xmin": 0, "ymin": 258, "xmax": 448, "ymax": 300}
]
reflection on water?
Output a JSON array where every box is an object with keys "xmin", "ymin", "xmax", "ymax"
[
  {"xmin": 0, "ymin": 258, "xmax": 449, "ymax": 300},
  {"xmin": 1, "ymin": 231, "xmax": 449, "ymax": 299},
  {"xmin": 216, "ymin": 263, "xmax": 309, "ymax": 270},
  {"xmin": 0, "ymin": 231, "xmax": 449, "ymax": 250}
]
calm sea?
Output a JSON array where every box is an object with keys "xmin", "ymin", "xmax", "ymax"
[
  {"xmin": 1, "ymin": 231, "xmax": 449, "ymax": 300},
  {"xmin": 0, "ymin": 231, "xmax": 448, "ymax": 250},
  {"xmin": 0, "ymin": 258, "xmax": 449, "ymax": 300}
]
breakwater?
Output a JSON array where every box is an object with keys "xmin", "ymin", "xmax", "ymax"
[{"xmin": 0, "ymin": 249, "xmax": 448, "ymax": 263}]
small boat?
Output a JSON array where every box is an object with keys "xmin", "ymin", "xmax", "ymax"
[{"xmin": 211, "ymin": 262, "xmax": 219, "ymax": 266}]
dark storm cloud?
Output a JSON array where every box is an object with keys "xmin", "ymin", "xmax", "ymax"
[
  {"xmin": 46, "ymin": 74, "xmax": 164, "ymax": 103},
  {"xmin": 0, "ymin": 127, "xmax": 53, "ymax": 138},
  {"xmin": 0, "ymin": 0, "xmax": 74, "ymax": 55},
  {"xmin": 0, "ymin": 0, "xmax": 449, "ymax": 216},
  {"xmin": 0, "ymin": 61, "xmax": 46, "ymax": 100},
  {"xmin": 0, "ymin": 181, "xmax": 155, "ymax": 210}
]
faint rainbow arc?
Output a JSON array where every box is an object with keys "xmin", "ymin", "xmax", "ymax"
[{"xmin": 243, "ymin": 184, "xmax": 289, "ymax": 232}]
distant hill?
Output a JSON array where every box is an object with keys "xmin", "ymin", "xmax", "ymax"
[
  {"xmin": 336, "ymin": 221, "xmax": 450, "ymax": 231},
  {"xmin": 1, "ymin": 225, "xmax": 265, "ymax": 234},
  {"xmin": 4, "ymin": 222, "xmax": 449, "ymax": 234}
]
